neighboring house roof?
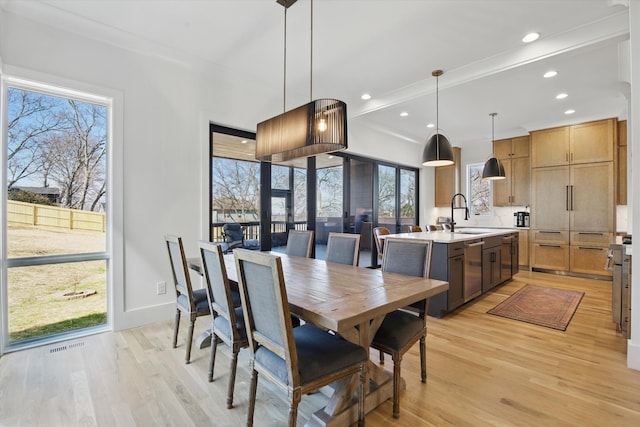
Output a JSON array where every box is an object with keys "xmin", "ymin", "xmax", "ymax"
[{"xmin": 12, "ymin": 186, "xmax": 61, "ymax": 195}]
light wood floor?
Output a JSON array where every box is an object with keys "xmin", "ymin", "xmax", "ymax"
[{"xmin": 2, "ymin": 270, "xmax": 640, "ymax": 426}]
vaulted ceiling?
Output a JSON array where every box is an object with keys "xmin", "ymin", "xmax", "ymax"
[{"xmin": 2, "ymin": 0, "xmax": 630, "ymax": 149}]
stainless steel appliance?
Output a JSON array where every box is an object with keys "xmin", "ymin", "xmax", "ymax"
[
  {"xmin": 607, "ymin": 240, "xmax": 632, "ymax": 338},
  {"xmin": 464, "ymin": 239, "xmax": 484, "ymax": 301},
  {"xmin": 513, "ymin": 211, "xmax": 530, "ymax": 227}
]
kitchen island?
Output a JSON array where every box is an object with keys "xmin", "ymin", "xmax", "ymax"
[{"xmin": 381, "ymin": 228, "xmax": 519, "ymax": 317}]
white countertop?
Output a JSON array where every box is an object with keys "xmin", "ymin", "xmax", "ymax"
[{"xmin": 383, "ymin": 228, "xmax": 517, "ymax": 244}]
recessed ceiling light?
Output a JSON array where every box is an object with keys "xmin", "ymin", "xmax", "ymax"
[
  {"xmin": 544, "ymin": 70, "xmax": 558, "ymax": 78},
  {"xmin": 361, "ymin": 93, "xmax": 371, "ymax": 100},
  {"xmin": 556, "ymin": 93, "xmax": 568, "ymax": 100},
  {"xmin": 241, "ymin": 139, "xmax": 248, "ymax": 144},
  {"xmin": 565, "ymin": 109, "xmax": 575, "ymax": 115},
  {"xmin": 522, "ymin": 32, "xmax": 540, "ymax": 43},
  {"xmin": 400, "ymin": 112, "xmax": 408, "ymax": 117},
  {"xmin": 427, "ymin": 123, "xmax": 435, "ymax": 128},
  {"xmin": 328, "ymin": 155, "xmax": 334, "ymax": 159}
]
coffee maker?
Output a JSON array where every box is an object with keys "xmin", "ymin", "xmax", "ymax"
[{"xmin": 513, "ymin": 211, "xmax": 530, "ymax": 227}]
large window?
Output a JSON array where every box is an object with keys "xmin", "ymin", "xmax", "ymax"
[{"xmin": 2, "ymin": 80, "xmax": 111, "ymax": 349}]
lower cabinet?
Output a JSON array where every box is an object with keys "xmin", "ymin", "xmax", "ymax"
[
  {"xmin": 428, "ymin": 242, "xmax": 464, "ymax": 318},
  {"xmin": 482, "ymin": 236, "xmax": 502, "ymax": 292}
]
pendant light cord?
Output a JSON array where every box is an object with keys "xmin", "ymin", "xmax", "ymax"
[
  {"xmin": 283, "ymin": 7, "xmax": 287, "ymax": 112},
  {"xmin": 310, "ymin": 0, "xmax": 313, "ymax": 101}
]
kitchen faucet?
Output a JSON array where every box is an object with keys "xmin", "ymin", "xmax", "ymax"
[{"xmin": 450, "ymin": 193, "xmax": 470, "ymax": 232}]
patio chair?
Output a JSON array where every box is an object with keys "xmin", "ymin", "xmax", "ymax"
[
  {"xmin": 285, "ymin": 230, "xmax": 314, "ymax": 258},
  {"xmin": 222, "ymin": 223, "xmax": 260, "ymax": 253},
  {"xmin": 198, "ymin": 241, "xmax": 248, "ymax": 409},
  {"xmin": 234, "ymin": 249, "xmax": 367, "ymax": 427},
  {"xmin": 371, "ymin": 237, "xmax": 433, "ymax": 418},
  {"xmin": 325, "ymin": 232, "xmax": 361, "ymax": 266},
  {"xmin": 164, "ymin": 235, "xmax": 210, "ymax": 364}
]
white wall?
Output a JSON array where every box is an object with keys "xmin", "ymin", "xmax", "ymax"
[
  {"xmin": 626, "ymin": 0, "xmax": 639, "ymax": 370},
  {"xmin": 0, "ymin": 11, "xmax": 422, "ymax": 330}
]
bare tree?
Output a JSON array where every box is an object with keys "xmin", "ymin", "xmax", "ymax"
[
  {"xmin": 212, "ymin": 158, "xmax": 260, "ymax": 221},
  {"xmin": 7, "ymin": 88, "xmax": 65, "ymax": 187},
  {"xmin": 317, "ymin": 166, "xmax": 342, "ymax": 216}
]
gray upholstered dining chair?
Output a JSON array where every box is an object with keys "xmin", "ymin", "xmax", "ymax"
[
  {"xmin": 285, "ymin": 230, "xmax": 314, "ymax": 258},
  {"xmin": 198, "ymin": 241, "xmax": 248, "ymax": 409},
  {"xmin": 164, "ymin": 235, "xmax": 211, "ymax": 364},
  {"xmin": 234, "ymin": 249, "xmax": 367, "ymax": 427},
  {"xmin": 325, "ymin": 232, "xmax": 361, "ymax": 266},
  {"xmin": 371, "ymin": 237, "xmax": 433, "ymax": 418}
]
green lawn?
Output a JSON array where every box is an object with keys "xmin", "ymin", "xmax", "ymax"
[{"xmin": 7, "ymin": 226, "xmax": 107, "ymax": 342}]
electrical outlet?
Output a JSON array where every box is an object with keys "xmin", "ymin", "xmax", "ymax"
[{"xmin": 157, "ymin": 281, "xmax": 167, "ymax": 295}]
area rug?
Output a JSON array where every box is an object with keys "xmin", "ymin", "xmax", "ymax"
[{"xmin": 487, "ymin": 284, "xmax": 584, "ymax": 331}]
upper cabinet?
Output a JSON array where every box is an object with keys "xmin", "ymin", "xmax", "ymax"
[
  {"xmin": 531, "ymin": 119, "xmax": 615, "ymax": 168},
  {"xmin": 434, "ymin": 147, "xmax": 461, "ymax": 207},
  {"xmin": 617, "ymin": 120, "xmax": 627, "ymax": 205},
  {"xmin": 493, "ymin": 136, "xmax": 530, "ymax": 206}
]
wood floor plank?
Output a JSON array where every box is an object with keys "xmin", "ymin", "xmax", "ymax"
[{"xmin": 2, "ymin": 270, "xmax": 640, "ymax": 426}]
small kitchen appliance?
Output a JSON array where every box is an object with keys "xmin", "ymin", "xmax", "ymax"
[{"xmin": 514, "ymin": 211, "xmax": 530, "ymax": 227}]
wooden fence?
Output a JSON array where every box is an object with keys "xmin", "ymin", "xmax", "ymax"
[{"xmin": 7, "ymin": 200, "xmax": 106, "ymax": 232}]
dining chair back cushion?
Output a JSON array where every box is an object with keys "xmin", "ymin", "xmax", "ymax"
[
  {"xmin": 285, "ymin": 230, "xmax": 314, "ymax": 258},
  {"xmin": 407, "ymin": 225, "xmax": 422, "ymax": 233},
  {"xmin": 234, "ymin": 249, "xmax": 367, "ymax": 426},
  {"xmin": 382, "ymin": 237, "xmax": 432, "ymax": 278},
  {"xmin": 325, "ymin": 232, "xmax": 360, "ymax": 266},
  {"xmin": 199, "ymin": 242, "xmax": 244, "ymax": 341}
]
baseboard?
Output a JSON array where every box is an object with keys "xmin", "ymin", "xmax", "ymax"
[
  {"xmin": 627, "ymin": 339, "xmax": 640, "ymax": 371},
  {"xmin": 113, "ymin": 301, "xmax": 175, "ymax": 331}
]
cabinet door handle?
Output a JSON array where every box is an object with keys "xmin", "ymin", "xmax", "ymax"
[
  {"xmin": 540, "ymin": 244, "xmax": 562, "ymax": 248},
  {"xmin": 578, "ymin": 232, "xmax": 604, "ymax": 236},
  {"xmin": 578, "ymin": 246, "xmax": 604, "ymax": 251},
  {"xmin": 540, "ymin": 231, "xmax": 561, "ymax": 234},
  {"xmin": 570, "ymin": 185, "xmax": 574, "ymax": 211},
  {"xmin": 465, "ymin": 241, "xmax": 485, "ymax": 248},
  {"xmin": 566, "ymin": 152, "xmax": 569, "ymax": 162},
  {"xmin": 566, "ymin": 185, "xmax": 570, "ymax": 211},
  {"xmin": 502, "ymin": 236, "xmax": 514, "ymax": 241}
]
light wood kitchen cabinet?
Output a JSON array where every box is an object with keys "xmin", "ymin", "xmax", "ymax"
[
  {"xmin": 518, "ymin": 229, "xmax": 529, "ymax": 269},
  {"xmin": 530, "ymin": 118, "xmax": 615, "ymax": 168},
  {"xmin": 531, "ymin": 166, "xmax": 570, "ymax": 230},
  {"xmin": 493, "ymin": 136, "xmax": 530, "ymax": 206},
  {"xmin": 617, "ymin": 120, "xmax": 627, "ymax": 205},
  {"xmin": 531, "ymin": 126, "xmax": 569, "ymax": 168},
  {"xmin": 570, "ymin": 162, "xmax": 614, "ymax": 232},
  {"xmin": 530, "ymin": 118, "xmax": 616, "ymax": 277},
  {"xmin": 435, "ymin": 147, "xmax": 461, "ymax": 207}
]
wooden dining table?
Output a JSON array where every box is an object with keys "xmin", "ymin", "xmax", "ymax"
[{"xmin": 189, "ymin": 251, "xmax": 448, "ymax": 426}]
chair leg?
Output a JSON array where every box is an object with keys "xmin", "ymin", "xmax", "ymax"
[
  {"xmin": 420, "ymin": 336, "xmax": 427, "ymax": 383},
  {"xmin": 358, "ymin": 363, "xmax": 366, "ymax": 427},
  {"xmin": 247, "ymin": 369, "xmax": 258, "ymax": 427},
  {"xmin": 208, "ymin": 335, "xmax": 218, "ymax": 382},
  {"xmin": 288, "ymin": 398, "xmax": 300, "ymax": 427},
  {"xmin": 172, "ymin": 309, "xmax": 180, "ymax": 349},
  {"xmin": 185, "ymin": 317, "xmax": 196, "ymax": 364},
  {"xmin": 226, "ymin": 349, "xmax": 239, "ymax": 409},
  {"xmin": 392, "ymin": 353, "xmax": 402, "ymax": 419}
]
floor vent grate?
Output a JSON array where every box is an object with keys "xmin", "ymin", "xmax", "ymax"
[{"xmin": 49, "ymin": 341, "xmax": 85, "ymax": 354}]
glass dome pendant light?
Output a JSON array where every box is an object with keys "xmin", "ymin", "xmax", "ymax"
[
  {"xmin": 482, "ymin": 112, "xmax": 506, "ymax": 180},
  {"xmin": 422, "ymin": 69, "xmax": 455, "ymax": 167}
]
